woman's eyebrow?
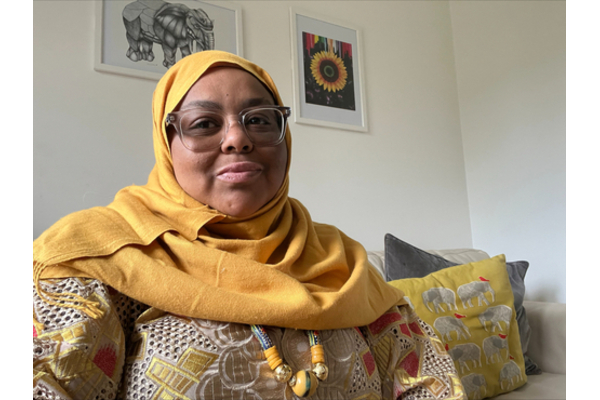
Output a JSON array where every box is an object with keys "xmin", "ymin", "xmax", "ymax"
[
  {"xmin": 182, "ymin": 100, "xmax": 222, "ymax": 110},
  {"xmin": 181, "ymin": 97, "xmax": 273, "ymax": 111},
  {"xmin": 243, "ymin": 97, "xmax": 274, "ymax": 108}
]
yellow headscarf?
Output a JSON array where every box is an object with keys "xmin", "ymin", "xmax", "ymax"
[{"xmin": 33, "ymin": 51, "xmax": 405, "ymax": 330}]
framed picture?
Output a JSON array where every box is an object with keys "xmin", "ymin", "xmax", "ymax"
[
  {"xmin": 290, "ymin": 9, "xmax": 367, "ymax": 132},
  {"xmin": 94, "ymin": 0, "xmax": 243, "ymax": 80}
]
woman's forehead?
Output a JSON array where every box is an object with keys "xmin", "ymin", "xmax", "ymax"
[{"xmin": 182, "ymin": 66, "xmax": 277, "ymax": 106}]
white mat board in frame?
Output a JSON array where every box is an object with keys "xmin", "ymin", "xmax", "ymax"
[{"xmin": 290, "ymin": 8, "xmax": 368, "ymax": 133}]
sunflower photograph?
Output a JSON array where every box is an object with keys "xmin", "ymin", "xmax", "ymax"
[
  {"xmin": 291, "ymin": 11, "xmax": 366, "ymax": 131},
  {"xmin": 302, "ymin": 32, "xmax": 356, "ymax": 110}
]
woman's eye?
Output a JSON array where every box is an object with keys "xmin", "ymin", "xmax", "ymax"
[
  {"xmin": 247, "ymin": 117, "xmax": 269, "ymax": 125},
  {"xmin": 193, "ymin": 120, "xmax": 217, "ymax": 129},
  {"xmin": 186, "ymin": 118, "xmax": 221, "ymax": 134}
]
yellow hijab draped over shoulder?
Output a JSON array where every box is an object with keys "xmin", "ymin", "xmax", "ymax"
[{"xmin": 34, "ymin": 51, "xmax": 404, "ymax": 330}]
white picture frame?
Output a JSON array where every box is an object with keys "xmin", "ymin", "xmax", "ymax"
[
  {"xmin": 94, "ymin": 0, "xmax": 243, "ymax": 81},
  {"xmin": 290, "ymin": 8, "xmax": 368, "ymax": 133}
]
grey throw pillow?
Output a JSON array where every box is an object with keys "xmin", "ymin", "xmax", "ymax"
[{"xmin": 384, "ymin": 233, "xmax": 541, "ymax": 375}]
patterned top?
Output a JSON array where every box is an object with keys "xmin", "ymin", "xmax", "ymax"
[{"xmin": 33, "ymin": 278, "xmax": 465, "ymax": 400}]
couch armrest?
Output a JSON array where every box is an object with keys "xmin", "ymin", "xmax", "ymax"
[{"xmin": 524, "ymin": 300, "xmax": 566, "ymax": 374}]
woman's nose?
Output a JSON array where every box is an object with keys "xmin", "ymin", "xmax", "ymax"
[{"xmin": 221, "ymin": 119, "xmax": 253, "ymax": 153}]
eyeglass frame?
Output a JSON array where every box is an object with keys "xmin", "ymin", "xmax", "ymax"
[{"xmin": 165, "ymin": 105, "xmax": 291, "ymax": 152}]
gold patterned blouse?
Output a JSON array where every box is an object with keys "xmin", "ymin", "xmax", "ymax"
[{"xmin": 33, "ymin": 278, "xmax": 465, "ymax": 400}]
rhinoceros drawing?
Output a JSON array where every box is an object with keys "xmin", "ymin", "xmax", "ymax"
[{"xmin": 122, "ymin": 0, "xmax": 216, "ymax": 69}]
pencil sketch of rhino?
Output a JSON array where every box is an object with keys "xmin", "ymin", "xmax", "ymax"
[
  {"xmin": 461, "ymin": 373, "xmax": 487, "ymax": 400},
  {"xmin": 482, "ymin": 334, "xmax": 509, "ymax": 364},
  {"xmin": 479, "ymin": 305, "xmax": 512, "ymax": 332},
  {"xmin": 499, "ymin": 360, "xmax": 523, "ymax": 390},
  {"xmin": 447, "ymin": 343, "xmax": 482, "ymax": 373},
  {"xmin": 422, "ymin": 287, "xmax": 457, "ymax": 313},
  {"xmin": 457, "ymin": 280, "xmax": 495, "ymax": 309},
  {"xmin": 122, "ymin": 0, "xmax": 215, "ymax": 69},
  {"xmin": 433, "ymin": 316, "xmax": 471, "ymax": 342}
]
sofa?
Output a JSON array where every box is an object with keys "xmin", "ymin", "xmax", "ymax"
[{"xmin": 367, "ymin": 249, "xmax": 566, "ymax": 400}]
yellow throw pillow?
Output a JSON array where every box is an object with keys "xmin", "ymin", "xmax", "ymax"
[{"xmin": 389, "ymin": 254, "xmax": 527, "ymax": 399}]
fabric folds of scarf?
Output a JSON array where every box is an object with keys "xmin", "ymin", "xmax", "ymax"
[{"xmin": 33, "ymin": 51, "xmax": 405, "ymax": 330}]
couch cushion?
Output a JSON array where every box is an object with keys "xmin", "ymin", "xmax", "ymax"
[
  {"xmin": 522, "ymin": 301, "xmax": 566, "ymax": 375},
  {"xmin": 389, "ymin": 255, "xmax": 527, "ymax": 399},
  {"xmin": 384, "ymin": 233, "xmax": 540, "ymax": 374},
  {"xmin": 428, "ymin": 248, "xmax": 491, "ymax": 264},
  {"xmin": 491, "ymin": 372, "xmax": 566, "ymax": 399}
]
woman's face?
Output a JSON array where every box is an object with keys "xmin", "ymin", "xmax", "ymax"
[{"xmin": 169, "ymin": 67, "xmax": 288, "ymax": 217}]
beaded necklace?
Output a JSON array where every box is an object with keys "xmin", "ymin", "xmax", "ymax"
[{"xmin": 250, "ymin": 324, "xmax": 328, "ymax": 397}]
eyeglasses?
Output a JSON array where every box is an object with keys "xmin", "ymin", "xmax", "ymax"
[{"xmin": 165, "ymin": 105, "xmax": 291, "ymax": 152}]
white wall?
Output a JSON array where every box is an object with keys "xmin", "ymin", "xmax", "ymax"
[
  {"xmin": 449, "ymin": 1, "xmax": 566, "ymax": 302},
  {"xmin": 34, "ymin": 0, "xmax": 156, "ymax": 236},
  {"xmin": 34, "ymin": 0, "xmax": 472, "ymax": 251}
]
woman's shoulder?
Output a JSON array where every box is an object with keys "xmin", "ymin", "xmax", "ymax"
[
  {"xmin": 34, "ymin": 206, "xmax": 125, "ymax": 246},
  {"xmin": 33, "ymin": 205, "xmax": 148, "ymax": 265}
]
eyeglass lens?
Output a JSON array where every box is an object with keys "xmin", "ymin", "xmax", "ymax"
[{"xmin": 178, "ymin": 108, "xmax": 285, "ymax": 151}]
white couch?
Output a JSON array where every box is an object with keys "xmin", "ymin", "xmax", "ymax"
[{"xmin": 367, "ymin": 249, "xmax": 566, "ymax": 400}]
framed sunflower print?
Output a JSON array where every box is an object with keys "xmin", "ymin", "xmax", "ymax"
[{"xmin": 290, "ymin": 9, "xmax": 368, "ymax": 132}]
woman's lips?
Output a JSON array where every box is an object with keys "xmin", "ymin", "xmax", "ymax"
[{"xmin": 217, "ymin": 162, "xmax": 263, "ymax": 183}]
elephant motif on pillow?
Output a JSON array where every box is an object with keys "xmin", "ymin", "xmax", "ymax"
[
  {"xmin": 457, "ymin": 278, "xmax": 495, "ymax": 308},
  {"xmin": 433, "ymin": 315, "xmax": 471, "ymax": 341},
  {"xmin": 479, "ymin": 305, "xmax": 512, "ymax": 332},
  {"xmin": 421, "ymin": 287, "xmax": 458, "ymax": 313}
]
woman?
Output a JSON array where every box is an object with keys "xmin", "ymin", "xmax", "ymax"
[{"xmin": 33, "ymin": 51, "xmax": 464, "ymax": 400}]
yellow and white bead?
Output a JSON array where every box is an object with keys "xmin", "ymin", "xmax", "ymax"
[{"xmin": 289, "ymin": 370, "xmax": 319, "ymax": 397}]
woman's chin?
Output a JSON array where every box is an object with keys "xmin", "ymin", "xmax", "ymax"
[
  {"xmin": 209, "ymin": 197, "xmax": 264, "ymax": 218},
  {"xmin": 222, "ymin": 207, "xmax": 259, "ymax": 218}
]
